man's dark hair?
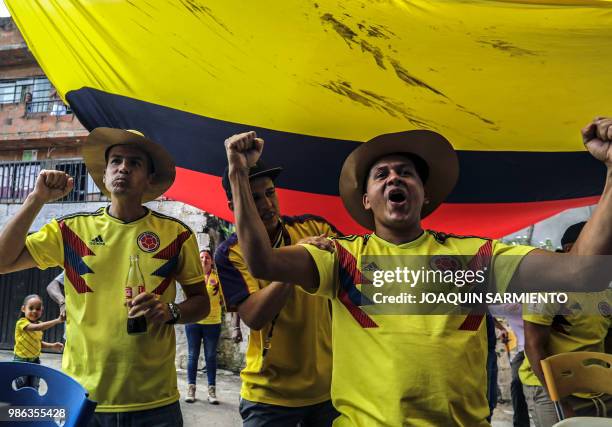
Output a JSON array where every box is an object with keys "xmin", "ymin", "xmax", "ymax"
[
  {"xmin": 561, "ymin": 221, "xmax": 587, "ymax": 247},
  {"xmin": 363, "ymin": 152, "xmax": 429, "ymax": 193},
  {"xmin": 104, "ymin": 144, "xmax": 155, "ymax": 174}
]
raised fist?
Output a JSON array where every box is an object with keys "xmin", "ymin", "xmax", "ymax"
[
  {"xmin": 32, "ymin": 170, "xmax": 74, "ymax": 203},
  {"xmin": 224, "ymin": 131, "xmax": 264, "ymax": 171},
  {"xmin": 582, "ymin": 117, "xmax": 612, "ymax": 167}
]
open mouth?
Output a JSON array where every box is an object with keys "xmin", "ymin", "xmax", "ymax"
[
  {"xmin": 261, "ymin": 211, "xmax": 276, "ymax": 221},
  {"xmin": 387, "ymin": 188, "xmax": 408, "ymax": 204}
]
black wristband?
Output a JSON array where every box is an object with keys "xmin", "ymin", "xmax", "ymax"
[{"xmin": 165, "ymin": 302, "xmax": 181, "ymax": 324}]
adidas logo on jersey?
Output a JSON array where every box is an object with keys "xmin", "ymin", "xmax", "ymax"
[{"xmin": 89, "ymin": 235, "xmax": 105, "ymax": 246}]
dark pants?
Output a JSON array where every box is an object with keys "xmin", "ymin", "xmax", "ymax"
[
  {"xmin": 185, "ymin": 323, "xmax": 221, "ymax": 386},
  {"xmin": 239, "ymin": 398, "xmax": 339, "ymax": 427},
  {"xmin": 13, "ymin": 356, "xmax": 40, "ymax": 390},
  {"xmin": 486, "ymin": 315, "xmax": 498, "ymax": 421},
  {"xmin": 510, "ymin": 351, "xmax": 530, "ymax": 427},
  {"xmin": 88, "ymin": 401, "xmax": 182, "ymax": 427}
]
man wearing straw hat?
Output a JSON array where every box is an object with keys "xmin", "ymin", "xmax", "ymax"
[
  {"xmin": 0, "ymin": 128, "xmax": 209, "ymax": 426},
  {"xmin": 222, "ymin": 117, "xmax": 612, "ymax": 426}
]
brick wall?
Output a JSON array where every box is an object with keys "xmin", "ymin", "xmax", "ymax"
[
  {"xmin": 0, "ymin": 64, "xmax": 41, "ymax": 80},
  {"xmin": 0, "ymin": 102, "xmax": 88, "ymax": 150},
  {"xmin": 0, "ymin": 17, "xmax": 25, "ymax": 46}
]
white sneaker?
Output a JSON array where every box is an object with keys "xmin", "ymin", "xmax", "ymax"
[
  {"xmin": 207, "ymin": 385, "xmax": 219, "ymax": 405},
  {"xmin": 185, "ymin": 384, "xmax": 196, "ymax": 403}
]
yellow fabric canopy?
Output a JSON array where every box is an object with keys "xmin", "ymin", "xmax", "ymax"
[{"xmin": 7, "ymin": 1, "xmax": 611, "ymax": 236}]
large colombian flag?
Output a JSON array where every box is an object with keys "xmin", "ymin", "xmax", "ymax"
[{"xmin": 6, "ymin": 1, "xmax": 611, "ymax": 237}]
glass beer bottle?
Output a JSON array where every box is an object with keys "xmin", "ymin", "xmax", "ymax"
[{"xmin": 126, "ymin": 255, "xmax": 147, "ymax": 335}]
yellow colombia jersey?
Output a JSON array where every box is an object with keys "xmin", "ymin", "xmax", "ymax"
[
  {"xmin": 520, "ymin": 290, "xmax": 612, "ymax": 387},
  {"xmin": 215, "ymin": 215, "xmax": 340, "ymax": 407},
  {"xmin": 301, "ymin": 231, "xmax": 534, "ymax": 427},
  {"xmin": 14, "ymin": 317, "xmax": 43, "ymax": 359},
  {"xmin": 197, "ymin": 270, "xmax": 224, "ymax": 325},
  {"xmin": 25, "ymin": 207, "xmax": 204, "ymax": 412}
]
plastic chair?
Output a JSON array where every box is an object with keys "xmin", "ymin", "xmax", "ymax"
[
  {"xmin": 0, "ymin": 361, "xmax": 96, "ymax": 427},
  {"xmin": 540, "ymin": 351, "xmax": 612, "ymax": 425}
]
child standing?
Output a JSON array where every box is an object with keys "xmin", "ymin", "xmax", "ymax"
[{"xmin": 14, "ymin": 294, "xmax": 64, "ymax": 389}]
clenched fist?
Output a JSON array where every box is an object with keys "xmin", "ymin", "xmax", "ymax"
[
  {"xmin": 224, "ymin": 131, "xmax": 264, "ymax": 172},
  {"xmin": 32, "ymin": 170, "xmax": 74, "ymax": 203},
  {"xmin": 582, "ymin": 117, "xmax": 612, "ymax": 167}
]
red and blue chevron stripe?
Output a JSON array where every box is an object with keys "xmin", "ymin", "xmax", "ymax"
[
  {"xmin": 335, "ymin": 241, "xmax": 378, "ymax": 328},
  {"xmin": 59, "ymin": 221, "xmax": 94, "ymax": 294},
  {"xmin": 151, "ymin": 230, "xmax": 191, "ymax": 295}
]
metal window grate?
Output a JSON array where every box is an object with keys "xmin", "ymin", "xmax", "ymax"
[
  {"xmin": 0, "ymin": 76, "xmax": 72, "ymax": 116},
  {"xmin": 0, "ymin": 159, "xmax": 108, "ymax": 203}
]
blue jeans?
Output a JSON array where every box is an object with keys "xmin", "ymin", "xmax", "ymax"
[
  {"xmin": 185, "ymin": 323, "xmax": 221, "ymax": 386},
  {"xmin": 88, "ymin": 401, "xmax": 182, "ymax": 427}
]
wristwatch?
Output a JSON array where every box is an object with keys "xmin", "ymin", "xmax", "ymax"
[{"xmin": 165, "ymin": 302, "xmax": 181, "ymax": 324}]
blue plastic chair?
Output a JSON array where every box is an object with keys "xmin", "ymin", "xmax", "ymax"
[{"xmin": 0, "ymin": 361, "xmax": 96, "ymax": 427}]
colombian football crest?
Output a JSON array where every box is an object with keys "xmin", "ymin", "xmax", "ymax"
[
  {"xmin": 429, "ymin": 255, "xmax": 462, "ymax": 272},
  {"xmin": 138, "ymin": 232, "xmax": 160, "ymax": 253}
]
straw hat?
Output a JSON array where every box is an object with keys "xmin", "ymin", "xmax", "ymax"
[
  {"xmin": 83, "ymin": 128, "xmax": 176, "ymax": 202},
  {"xmin": 339, "ymin": 129, "xmax": 459, "ymax": 230}
]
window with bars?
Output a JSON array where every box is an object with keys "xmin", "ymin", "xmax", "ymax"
[
  {"xmin": 0, "ymin": 159, "xmax": 108, "ymax": 203},
  {"xmin": 0, "ymin": 76, "xmax": 71, "ymax": 115}
]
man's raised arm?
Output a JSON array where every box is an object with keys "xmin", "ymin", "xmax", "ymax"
[
  {"xmin": 0, "ymin": 170, "xmax": 73, "ymax": 273},
  {"xmin": 224, "ymin": 131, "xmax": 320, "ymax": 289},
  {"xmin": 570, "ymin": 117, "xmax": 612, "ymax": 255},
  {"xmin": 510, "ymin": 117, "xmax": 612, "ymax": 292}
]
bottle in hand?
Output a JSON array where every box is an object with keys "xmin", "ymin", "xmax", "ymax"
[{"xmin": 126, "ymin": 255, "xmax": 147, "ymax": 335}]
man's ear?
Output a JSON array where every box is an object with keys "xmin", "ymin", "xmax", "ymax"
[
  {"xmin": 228, "ymin": 200, "xmax": 234, "ymax": 212},
  {"xmin": 362, "ymin": 193, "xmax": 371, "ymax": 211}
]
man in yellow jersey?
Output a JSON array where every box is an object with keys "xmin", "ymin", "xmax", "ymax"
[
  {"xmin": 215, "ymin": 160, "xmax": 341, "ymax": 426},
  {"xmin": 184, "ymin": 249, "xmax": 224, "ymax": 404},
  {"xmin": 521, "ymin": 222, "xmax": 612, "ymax": 426},
  {"xmin": 0, "ymin": 128, "xmax": 210, "ymax": 426},
  {"xmin": 222, "ymin": 117, "xmax": 612, "ymax": 426}
]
